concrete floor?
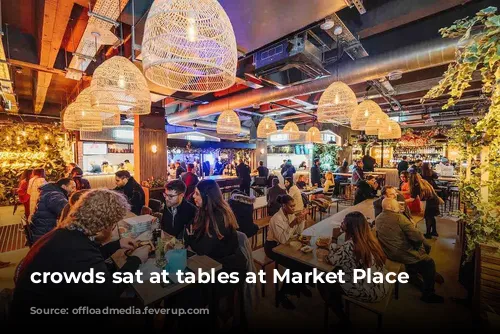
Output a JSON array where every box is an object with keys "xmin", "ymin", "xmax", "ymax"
[{"xmin": 0, "ymin": 204, "xmax": 476, "ymax": 332}]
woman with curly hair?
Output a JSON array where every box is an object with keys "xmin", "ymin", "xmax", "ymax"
[{"xmin": 10, "ymin": 189, "xmax": 150, "ymax": 326}]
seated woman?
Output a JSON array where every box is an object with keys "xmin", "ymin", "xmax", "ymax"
[
  {"xmin": 284, "ymin": 177, "xmax": 304, "ymax": 213},
  {"xmin": 11, "ymin": 189, "xmax": 150, "ymax": 328},
  {"xmin": 265, "ymin": 195, "xmax": 308, "ymax": 310},
  {"xmin": 319, "ymin": 211, "xmax": 390, "ymax": 329},
  {"xmin": 187, "ymin": 179, "xmax": 246, "ymax": 272},
  {"xmin": 323, "ymin": 171, "xmax": 334, "ymax": 197}
]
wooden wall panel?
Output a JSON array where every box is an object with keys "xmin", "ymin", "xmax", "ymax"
[{"xmin": 133, "ymin": 128, "xmax": 168, "ymax": 183}]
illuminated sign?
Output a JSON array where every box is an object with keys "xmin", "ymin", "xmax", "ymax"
[
  {"xmin": 269, "ymin": 133, "xmax": 289, "ymax": 142},
  {"xmin": 83, "ymin": 142, "xmax": 107, "ymax": 155},
  {"xmin": 113, "ymin": 129, "xmax": 134, "ymax": 140},
  {"xmin": 185, "ymin": 135, "xmax": 206, "ymax": 141}
]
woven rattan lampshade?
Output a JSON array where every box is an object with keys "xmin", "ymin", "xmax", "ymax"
[
  {"xmin": 90, "ymin": 56, "xmax": 151, "ymax": 115},
  {"xmin": 102, "ymin": 113, "xmax": 121, "ymax": 128},
  {"xmin": 283, "ymin": 121, "xmax": 300, "ymax": 140},
  {"xmin": 379, "ymin": 120, "xmax": 401, "ymax": 139},
  {"xmin": 63, "ymin": 103, "xmax": 102, "ymax": 132},
  {"xmin": 257, "ymin": 117, "xmax": 277, "ymax": 138},
  {"xmin": 317, "ymin": 82, "xmax": 357, "ymax": 124},
  {"xmin": 142, "ymin": 0, "xmax": 237, "ymax": 93},
  {"xmin": 216, "ymin": 110, "xmax": 241, "ymax": 135},
  {"xmin": 306, "ymin": 126, "xmax": 321, "ymax": 143},
  {"xmin": 74, "ymin": 88, "xmax": 118, "ymax": 123},
  {"xmin": 351, "ymin": 100, "xmax": 382, "ymax": 131},
  {"xmin": 364, "ymin": 111, "xmax": 389, "ymax": 136}
]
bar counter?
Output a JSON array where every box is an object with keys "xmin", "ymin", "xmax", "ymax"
[{"xmin": 83, "ymin": 173, "xmax": 117, "ymax": 189}]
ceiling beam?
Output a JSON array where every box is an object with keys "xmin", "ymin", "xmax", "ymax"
[
  {"xmin": 356, "ymin": 0, "xmax": 472, "ymax": 39},
  {"xmin": 34, "ymin": 0, "xmax": 75, "ymax": 113}
]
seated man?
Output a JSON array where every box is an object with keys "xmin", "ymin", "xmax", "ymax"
[
  {"xmin": 161, "ymin": 180, "xmax": 197, "ymax": 240},
  {"xmin": 373, "ymin": 185, "xmax": 412, "ymax": 220},
  {"xmin": 353, "ymin": 175, "xmax": 378, "ymax": 205},
  {"xmin": 375, "ymin": 198, "xmax": 444, "ymax": 303}
]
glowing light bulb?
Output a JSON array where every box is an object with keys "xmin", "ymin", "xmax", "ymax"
[
  {"xmin": 16, "ymin": 141, "xmax": 21, "ymax": 145},
  {"xmin": 334, "ymin": 94, "xmax": 340, "ymax": 105},
  {"xmin": 82, "ymin": 111, "xmax": 86, "ymax": 117},
  {"xmin": 364, "ymin": 109, "xmax": 369, "ymax": 117},
  {"xmin": 16, "ymin": 136, "xmax": 20, "ymax": 141},
  {"xmin": 265, "ymin": 124, "xmax": 269, "ymax": 129},
  {"xmin": 44, "ymin": 135, "xmax": 49, "ymax": 140},
  {"xmin": 58, "ymin": 137, "xmax": 63, "ymax": 142},
  {"xmin": 44, "ymin": 146, "xmax": 49, "ymax": 151},
  {"xmin": 21, "ymin": 131, "xmax": 27, "ymax": 137},
  {"xmin": 151, "ymin": 144, "xmax": 158, "ymax": 153},
  {"xmin": 388, "ymin": 125, "xmax": 392, "ymax": 131},
  {"xmin": 118, "ymin": 75, "xmax": 126, "ymax": 89},
  {"xmin": 376, "ymin": 119, "xmax": 380, "ymax": 125},
  {"xmin": 6, "ymin": 136, "xmax": 10, "ymax": 140},
  {"xmin": 187, "ymin": 18, "xmax": 198, "ymax": 42}
]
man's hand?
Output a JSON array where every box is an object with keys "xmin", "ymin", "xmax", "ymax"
[{"xmin": 120, "ymin": 238, "xmax": 137, "ymax": 250}]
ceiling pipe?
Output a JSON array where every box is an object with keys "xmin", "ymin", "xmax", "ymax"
[
  {"xmin": 175, "ymin": 120, "xmax": 251, "ymax": 136},
  {"xmin": 167, "ymin": 37, "xmax": 459, "ymax": 124}
]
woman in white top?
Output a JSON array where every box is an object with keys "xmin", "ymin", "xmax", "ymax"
[
  {"xmin": 284, "ymin": 177, "xmax": 304, "ymax": 212},
  {"xmin": 264, "ymin": 194, "xmax": 309, "ymax": 310},
  {"xmin": 27, "ymin": 168, "xmax": 47, "ymax": 221}
]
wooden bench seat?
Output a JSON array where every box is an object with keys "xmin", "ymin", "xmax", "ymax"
[{"xmin": 252, "ymin": 216, "xmax": 271, "ymax": 249}]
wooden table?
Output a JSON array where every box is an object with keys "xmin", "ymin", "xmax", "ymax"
[
  {"xmin": 111, "ymin": 249, "xmax": 222, "ymax": 306},
  {"xmin": 438, "ymin": 176, "xmax": 458, "ymax": 182}
]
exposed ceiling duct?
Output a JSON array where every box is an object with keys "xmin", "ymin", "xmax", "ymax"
[
  {"xmin": 176, "ymin": 120, "xmax": 251, "ymax": 136},
  {"xmin": 167, "ymin": 37, "xmax": 459, "ymax": 124}
]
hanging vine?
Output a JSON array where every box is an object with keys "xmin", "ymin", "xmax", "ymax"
[{"xmin": 422, "ymin": 6, "xmax": 500, "ymax": 257}]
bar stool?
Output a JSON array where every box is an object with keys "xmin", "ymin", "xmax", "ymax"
[{"xmin": 449, "ymin": 187, "xmax": 460, "ymax": 212}]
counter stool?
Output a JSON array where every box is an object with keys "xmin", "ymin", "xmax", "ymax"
[{"xmin": 449, "ymin": 187, "xmax": 460, "ymax": 212}]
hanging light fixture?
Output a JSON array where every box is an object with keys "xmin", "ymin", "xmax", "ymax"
[
  {"xmin": 379, "ymin": 120, "xmax": 401, "ymax": 139},
  {"xmin": 306, "ymin": 126, "xmax": 321, "ymax": 143},
  {"xmin": 257, "ymin": 117, "xmax": 277, "ymax": 138},
  {"xmin": 216, "ymin": 110, "xmax": 241, "ymax": 135},
  {"xmin": 63, "ymin": 104, "xmax": 102, "ymax": 132},
  {"xmin": 364, "ymin": 111, "xmax": 389, "ymax": 135},
  {"xmin": 350, "ymin": 99, "xmax": 382, "ymax": 130},
  {"xmin": 102, "ymin": 114, "xmax": 121, "ymax": 128},
  {"xmin": 317, "ymin": 82, "xmax": 357, "ymax": 124},
  {"xmin": 142, "ymin": 0, "xmax": 238, "ymax": 93},
  {"xmin": 283, "ymin": 121, "xmax": 300, "ymax": 140},
  {"xmin": 90, "ymin": 56, "xmax": 151, "ymax": 115}
]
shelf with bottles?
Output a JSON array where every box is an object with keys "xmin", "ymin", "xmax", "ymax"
[{"xmin": 108, "ymin": 143, "xmax": 134, "ymax": 154}]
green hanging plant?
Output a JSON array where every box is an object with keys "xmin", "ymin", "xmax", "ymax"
[
  {"xmin": 423, "ymin": 6, "xmax": 500, "ymax": 257},
  {"xmin": 313, "ymin": 144, "xmax": 341, "ymax": 173}
]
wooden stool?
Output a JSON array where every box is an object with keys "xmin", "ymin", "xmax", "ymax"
[{"xmin": 252, "ymin": 248, "xmax": 274, "ymax": 297}]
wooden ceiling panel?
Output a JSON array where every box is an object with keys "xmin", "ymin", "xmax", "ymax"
[{"xmin": 1, "ymin": 0, "xmax": 36, "ymax": 36}]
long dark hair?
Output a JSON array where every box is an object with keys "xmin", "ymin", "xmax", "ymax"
[
  {"xmin": 194, "ymin": 179, "xmax": 238, "ymax": 240},
  {"xmin": 409, "ymin": 171, "xmax": 434, "ymax": 199},
  {"xmin": 343, "ymin": 212, "xmax": 386, "ymax": 268},
  {"xmin": 421, "ymin": 162, "xmax": 433, "ymax": 177},
  {"xmin": 33, "ymin": 168, "xmax": 45, "ymax": 179},
  {"xmin": 20, "ymin": 169, "xmax": 33, "ymax": 182}
]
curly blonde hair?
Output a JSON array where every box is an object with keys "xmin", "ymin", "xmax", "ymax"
[{"xmin": 60, "ymin": 189, "xmax": 130, "ymax": 236}]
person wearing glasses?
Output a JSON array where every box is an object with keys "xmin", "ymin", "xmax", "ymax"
[
  {"xmin": 161, "ymin": 180, "xmax": 197, "ymax": 239},
  {"xmin": 114, "ymin": 170, "xmax": 145, "ymax": 216}
]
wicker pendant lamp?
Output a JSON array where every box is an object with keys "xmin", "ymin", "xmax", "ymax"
[
  {"xmin": 364, "ymin": 111, "xmax": 389, "ymax": 136},
  {"xmin": 317, "ymin": 82, "xmax": 357, "ymax": 124},
  {"xmin": 73, "ymin": 88, "xmax": 118, "ymax": 122},
  {"xmin": 351, "ymin": 100, "xmax": 382, "ymax": 130},
  {"xmin": 283, "ymin": 121, "xmax": 300, "ymax": 140},
  {"xmin": 142, "ymin": 0, "xmax": 237, "ymax": 93},
  {"xmin": 306, "ymin": 126, "xmax": 321, "ymax": 143},
  {"xmin": 216, "ymin": 110, "xmax": 241, "ymax": 135},
  {"xmin": 257, "ymin": 117, "xmax": 277, "ymax": 138},
  {"xmin": 63, "ymin": 104, "xmax": 103, "ymax": 132},
  {"xmin": 90, "ymin": 56, "xmax": 151, "ymax": 115},
  {"xmin": 379, "ymin": 120, "xmax": 401, "ymax": 139},
  {"xmin": 102, "ymin": 113, "xmax": 121, "ymax": 128}
]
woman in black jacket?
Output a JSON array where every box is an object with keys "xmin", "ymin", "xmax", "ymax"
[
  {"xmin": 10, "ymin": 189, "xmax": 150, "ymax": 329},
  {"xmin": 187, "ymin": 179, "xmax": 246, "ymax": 272}
]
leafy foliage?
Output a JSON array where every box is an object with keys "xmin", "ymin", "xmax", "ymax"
[
  {"xmin": 424, "ymin": 6, "xmax": 500, "ymax": 257},
  {"xmin": 0, "ymin": 124, "xmax": 69, "ymax": 205},
  {"xmin": 313, "ymin": 144, "xmax": 341, "ymax": 173}
]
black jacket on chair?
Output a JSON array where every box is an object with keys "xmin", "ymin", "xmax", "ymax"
[
  {"xmin": 30, "ymin": 183, "xmax": 69, "ymax": 243},
  {"xmin": 114, "ymin": 177, "xmax": 145, "ymax": 215},
  {"xmin": 353, "ymin": 180, "xmax": 376, "ymax": 205},
  {"xmin": 161, "ymin": 199, "xmax": 197, "ymax": 239},
  {"xmin": 228, "ymin": 192, "xmax": 258, "ymax": 238}
]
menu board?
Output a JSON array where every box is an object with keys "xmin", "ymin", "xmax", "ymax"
[{"xmin": 83, "ymin": 142, "xmax": 107, "ymax": 155}]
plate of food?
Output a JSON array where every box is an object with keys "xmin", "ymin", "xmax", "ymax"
[
  {"xmin": 125, "ymin": 240, "xmax": 155, "ymax": 256},
  {"xmin": 315, "ymin": 248, "xmax": 329, "ymax": 262},
  {"xmin": 300, "ymin": 245, "xmax": 313, "ymax": 253},
  {"xmin": 298, "ymin": 235, "xmax": 311, "ymax": 244},
  {"xmin": 315, "ymin": 236, "xmax": 331, "ymax": 248},
  {"xmin": 289, "ymin": 241, "xmax": 302, "ymax": 250}
]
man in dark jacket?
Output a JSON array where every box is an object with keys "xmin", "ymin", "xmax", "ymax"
[
  {"xmin": 30, "ymin": 178, "xmax": 75, "ymax": 243},
  {"xmin": 71, "ymin": 167, "xmax": 91, "ymax": 190},
  {"xmin": 228, "ymin": 190, "xmax": 258, "ymax": 238},
  {"xmin": 397, "ymin": 156, "xmax": 409, "ymax": 175},
  {"xmin": 236, "ymin": 159, "xmax": 252, "ymax": 195},
  {"xmin": 310, "ymin": 158, "xmax": 321, "ymax": 187},
  {"xmin": 353, "ymin": 175, "xmax": 378, "ymax": 205},
  {"xmin": 175, "ymin": 161, "xmax": 186, "ymax": 179},
  {"xmin": 267, "ymin": 178, "xmax": 287, "ymax": 216},
  {"xmin": 256, "ymin": 160, "xmax": 269, "ymax": 178},
  {"xmin": 161, "ymin": 180, "xmax": 197, "ymax": 239},
  {"xmin": 362, "ymin": 154, "xmax": 376, "ymax": 172},
  {"xmin": 375, "ymin": 198, "xmax": 443, "ymax": 303},
  {"xmin": 114, "ymin": 170, "xmax": 145, "ymax": 215},
  {"xmin": 181, "ymin": 163, "xmax": 199, "ymax": 200},
  {"xmin": 373, "ymin": 185, "xmax": 412, "ymax": 220}
]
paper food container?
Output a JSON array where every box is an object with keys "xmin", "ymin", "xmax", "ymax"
[{"xmin": 118, "ymin": 214, "xmax": 154, "ymax": 240}]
